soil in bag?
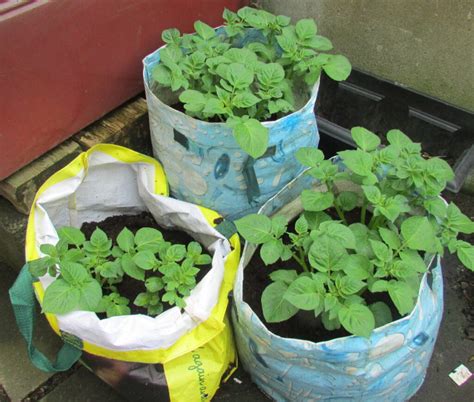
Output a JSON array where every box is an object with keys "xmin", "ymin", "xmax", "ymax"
[
  {"xmin": 81, "ymin": 211, "xmax": 211, "ymax": 317},
  {"xmin": 243, "ymin": 214, "xmax": 401, "ymax": 343}
]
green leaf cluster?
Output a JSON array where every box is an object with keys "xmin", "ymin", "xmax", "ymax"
[
  {"xmin": 29, "ymin": 226, "xmax": 212, "ymax": 318},
  {"xmin": 152, "ymin": 7, "xmax": 351, "ymax": 158},
  {"xmin": 235, "ymin": 126, "xmax": 474, "ymax": 338}
]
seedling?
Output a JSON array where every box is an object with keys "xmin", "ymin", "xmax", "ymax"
[
  {"xmin": 152, "ymin": 7, "xmax": 351, "ymax": 158},
  {"xmin": 29, "ymin": 225, "xmax": 212, "ymax": 318},
  {"xmin": 236, "ymin": 127, "xmax": 474, "ymax": 338}
]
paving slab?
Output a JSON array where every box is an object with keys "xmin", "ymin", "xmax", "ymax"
[
  {"xmin": 41, "ymin": 368, "xmax": 125, "ymax": 402},
  {"xmin": 0, "ymin": 264, "xmax": 63, "ymax": 401},
  {"xmin": 0, "ymin": 197, "xmax": 29, "ymax": 271}
]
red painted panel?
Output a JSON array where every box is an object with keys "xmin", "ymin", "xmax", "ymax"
[{"xmin": 0, "ymin": 0, "xmax": 248, "ymax": 179}]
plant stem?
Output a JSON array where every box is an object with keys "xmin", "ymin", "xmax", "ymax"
[
  {"xmin": 291, "ymin": 249, "xmax": 309, "ymax": 273},
  {"xmin": 334, "ymin": 203, "xmax": 347, "ymax": 225},
  {"xmin": 297, "ymin": 245, "xmax": 310, "ymax": 272}
]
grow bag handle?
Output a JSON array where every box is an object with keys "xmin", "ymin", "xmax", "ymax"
[{"xmin": 9, "ymin": 264, "xmax": 82, "ymax": 372}]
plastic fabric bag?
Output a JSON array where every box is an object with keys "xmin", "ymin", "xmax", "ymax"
[
  {"xmin": 11, "ymin": 144, "xmax": 240, "ymax": 401},
  {"xmin": 231, "ymin": 172, "xmax": 443, "ymax": 401},
  {"xmin": 143, "ymin": 29, "xmax": 319, "ymax": 219}
]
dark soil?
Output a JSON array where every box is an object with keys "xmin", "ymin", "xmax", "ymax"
[
  {"xmin": 443, "ymin": 191, "xmax": 474, "ymax": 340},
  {"xmin": 80, "ymin": 212, "xmax": 211, "ymax": 316},
  {"xmin": 242, "ymin": 215, "xmax": 401, "ymax": 343}
]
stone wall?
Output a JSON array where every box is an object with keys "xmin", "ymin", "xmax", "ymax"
[{"xmin": 261, "ymin": 0, "xmax": 474, "ymax": 111}]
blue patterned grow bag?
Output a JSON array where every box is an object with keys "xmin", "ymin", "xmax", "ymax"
[
  {"xmin": 143, "ymin": 38, "xmax": 319, "ymax": 219},
  {"xmin": 231, "ymin": 173, "xmax": 444, "ymax": 401}
]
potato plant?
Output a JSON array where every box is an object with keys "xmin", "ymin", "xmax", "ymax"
[
  {"xmin": 235, "ymin": 127, "xmax": 474, "ymax": 338},
  {"xmin": 28, "ymin": 226, "xmax": 212, "ymax": 318},
  {"xmin": 152, "ymin": 6, "xmax": 351, "ymax": 158}
]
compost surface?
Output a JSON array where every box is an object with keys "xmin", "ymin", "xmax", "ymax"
[
  {"xmin": 81, "ymin": 212, "xmax": 211, "ymax": 316},
  {"xmin": 242, "ymin": 216, "xmax": 401, "ymax": 343}
]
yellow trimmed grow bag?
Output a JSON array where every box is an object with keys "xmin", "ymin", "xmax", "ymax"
[{"xmin": 10, "ymin": 144, "xmax": 240, "ymax": 402}]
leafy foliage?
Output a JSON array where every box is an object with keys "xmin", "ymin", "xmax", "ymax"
[
  {"xmin": 29, "ymin": 226, "xmax": 211, "ymax": 318},
  {"xmin": 152, "ymin": 7, "xmax": 351, "ymax": 158},
  {"xmin": 236, "ymin": 126, "xmax": 474, "ymax": 338}
]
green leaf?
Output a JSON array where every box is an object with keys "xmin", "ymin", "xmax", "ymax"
[
  {"xmin": 135, "ymin": 228, "xmax": 163, "ymax": 252},
  {"xmin": 261, "ymin": 282, "xmax": 298, "ymax": 323},
  {"xmin": 99, "ymin": 260, "xmax": 122, "ymax": 279},
  {"xmin": 271, "ymin": 215, "xmax": 287, "ymax": 238},
  {"xmin": 284, "ymin": 277, "xmax": 322, "ymax": 310},
  {"xmin": 42, "ymin": 280, "xmax": 81, "ymax": 314},
  {"xmin": 179, "ymin": 90, "xmax": 207, "ymax": 113},
  {"xmin": 134, "ymin": 292, "xmax": 149, "ymax": 307},
  {"xmin": 305, "ymin": 211, "xmax": 331, "ymax": 229},
  {"xmin": 58, "ymin": 227, "xmax": 85, "ymax": 246},
  {"xmin": 386, "ymin": 129, "xmax": 413, "ymax": 148},
  {"xmin": 107, "ymin": 303, "xmax": 131, "ymax": 318},
  {"xmin": 152, "ymin": 65, "xmax": 171, "ymax": 86},
  {"xmin": 295, "ymin": 215, "xmax": 309, "ymax": 234},
  {"xmin": 226, "ymin": 63, "xmax": 254, "ymax": 89},
  {"xmin": 322, "ymin": 55, "xmax": 352, "ymax": 81},
  {"xmin": 362, "ymin": 185, "xmax": 381, "ymax": 204},
  {"xmin": 269, "ymin": 269, "xmax": 298, "ymax": 285},
  {"xmin": 145, "ymin": 277, "xmax": 164, "ymax": 292},
  {"xmin": 260, "ymin": 239, "xmax": 283, "ymax": 265},
  {"xmin": 456, "ymin": 241, "xmax": 474, "ymax": 270},
  {"xmin": 401, "ymin": 216, "xmax": 438, "ymax": 253},
  {"xmin": 194, "ymin": 20, "xmax": 216, "ymax": 40},
  {"xmin": 295, "ymin": 18, "xmax": 317, "ymax": 40},
  {"xmin": 369, "ymin": 301, "xmax": 393, "ymax": 328},
  {"xmin": 305, "ymin": 35, "xmax": 332, "ymax": 50},
  {"xmin": 60, "ymin": 262, "xmax": 89, "ymax": 285},
  {"xmin": 446, "ymin": 203, "xmax": 474, "ymax": 234},
  {"xmin": 338, "ymin": 276, "xmax": 366, "ymax": 296},
  {"xmin": 40, "ymin": 244, "xmax": 57, "ymax": 258},
  {"xmin": 121, "ymin": 254, "xmax": 144, "ymax": 281},
  {"xmin": 379, "ymin": 227, "xmax": 401, "ymax": 250},
  {"xmin": 370, "ymin": 279, "xmax": 390, "ymax": 292},
  {"xmin": 205, "ymin": 94, "xmax": 226, "ymax": 113},
  {"xmin": 338, "ymin": 303, "xmax": 374, "ymax": 338},
  {"xmin": 117, "ymin": 227, "xmax": 135, "ymax": 252},
  {"xmin": 162, "ymin": 28, "xmax": 180, "ymax": 44},
  {"xmin": 342, "ymin": 254, "xmax": 371, "ymax": 280},
  {"xmin": 187, "ymin": 242, "xmax": 202, "ymax": 257},
  {"xmin": 166, "ymin": 245, "xmax": 186, "ymax": 262},
  {"xmin": 90, "ymin": 228, "xmax": 108, "ymax": 246},
  {"xmin": 29, "ymin": 257, "xmax": 55, "ymax": 278},
  {"xmin": 309, "ymin": 237, "xmax": 347, "ymax": 272},
  {"xmin": 424, "ymin": 199, "xmax": 447, "ymax": 218},
  {"xmin": 319, "ymin": 221, "xmax": 356, "ymax": 249},
  {"xmin": 388, "ymin": 281, "xmax": 416, "ymax": 315},
  {"xmin": 339, "ymin": 150, "xmax": 374, "ymax": 178},
  {"xmin": 351, "ymin": 127, "xmax": 381, "ymax": 152},
  {"xmin": 78, "ymin": 279, "xmax": 103, "ymax": 312},
  {"xmin": 235, "ymin": 214, "xmax": 273, "ymax": 244},
  {"xmin": 301, "ymin": 190, "xmax": 334, "ymax": 212},
  {"xmin": 369, "ymin": 240, "xmax": 391, "ymax": 262},
  {"xmin": 295, "ymin": 147, "xmax": 324, "ymax": 167},
  {"xmin": 256, "ymin": 63, "xmax": 285, "ymax": 86},
  {"xmin": 233, "ymin": 92, "xmax": 261, "ymax": 108},
  {"xmin": 133, "ymin": 250, "xmax": 157, "ymax": 270},
  {"xmin": 338, "ymin": 191, "xmax": 358, "ymax": 211},
  {"xmin": 399, "ymin": 250, "xmax": 427, "ymax": 273},
  {"xmin": 229, "ymin": 117, "xmax": 269, "ymax": 158}
]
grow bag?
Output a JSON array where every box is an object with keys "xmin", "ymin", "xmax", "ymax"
[
  {"xmin": 231, "ymin": 172, "xmax": 443, "ymax": 402},
  {"xmin": 10, "ymin": 144, "xmax": 241, "ymax": 402},
  {"xmin": 143, "ymin": 31, "xmax": 320, "ymax": 220}
]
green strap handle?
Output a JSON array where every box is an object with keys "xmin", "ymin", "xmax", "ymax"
[{"xmin": 9, "ymin": 264, "xmax": 82, "ymax": 372}]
